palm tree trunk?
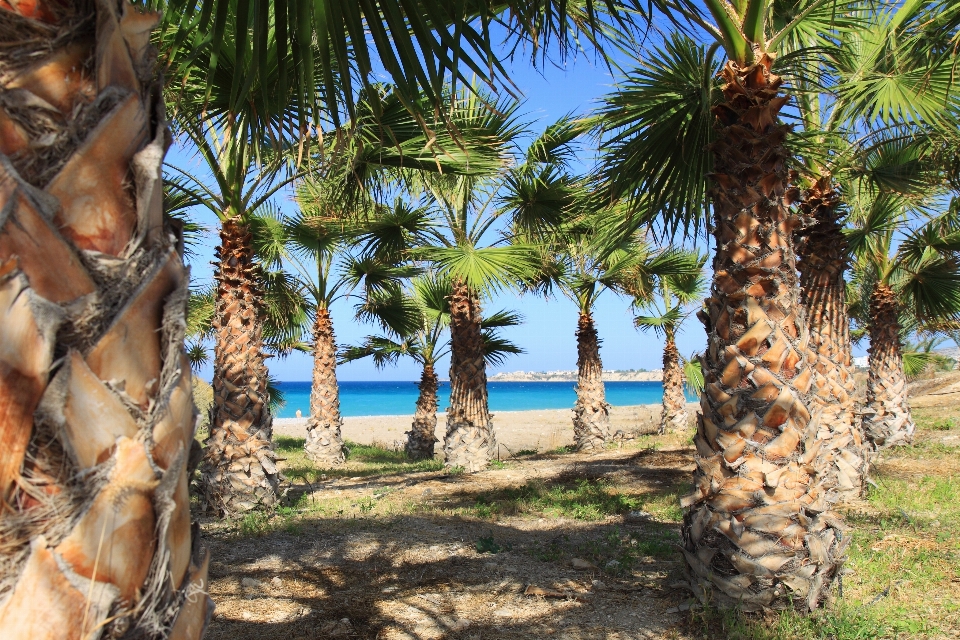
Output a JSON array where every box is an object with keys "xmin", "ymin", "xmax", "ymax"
[
  {"xmin": 797, "ymin": 176, "xmax": 867, "ymax": 500},
  {"xmin": 862, "ymin": 283, "xmax": 915, "ymax": 448},
  {"xmin": 406, "ymin": 362, "xmax": 439, "ymax": 459},
  {"xmin": 443, "ymin": 279, "xmax": 495, "ymax": 471},
  {"xmin": 304, "ymin": 306, "xmax": 345, "ymax": 463},
  {"xmin": 0, "ymin": 0, "xmax": 211, "ymax": 636},
  {"xmin": 201, "ymin": 219, "xmax": 281, "ymax": 515},
  {"xmin": 682, "ymin": 56, "xmax": 845, "ymax": 612},
  {"xmin": 660, "ymin": 328, "xmax": 688, "ymax": 434},
  {"xmin": 573, "ymin": 311, "xmax": 610, "ymax": 450}
]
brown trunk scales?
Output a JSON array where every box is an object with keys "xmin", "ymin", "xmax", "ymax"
[
  {"xmin": 443, "ymin": 279, "xmax": 496, "ymax": 471},
  {"xmin": 201, "ymin": 220, "xmax": 281, "ymax": 515},
  {"xmin": 796, "ymin": 176, "xmax": 867, "ymax": 500},
  {"xmin": 862, "ymin": 284, "xmax": 916, "ymax": 448},
  {"xmin": 682, "ymin": 56, "xmax": 846, "ymax": 612},
  {"xmin": 304, "ymin": 306, "xmax": 346, "ymax": 463},
  {"xmin": 406, "ymin": 362, "xmax": 439, "ymax": 460},
  {"xmin": 573, "ymin": 311, "xmax": 610, "ymax": 450},
  {"xmin": 660, "ymin": 328, "xmax": 689, "ymax": 434},
  {"xmin": 0, "ymin": 0, "xmax": 211, "ymax": 637}
]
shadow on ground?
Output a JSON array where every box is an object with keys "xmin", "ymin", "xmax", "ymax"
[{"xmin": 199, "ymin": 446, "xmax": 698, "ymax": 640}]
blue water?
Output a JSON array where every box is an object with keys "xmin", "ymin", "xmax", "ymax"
[{"xmin": 274, "ymin": 380, "xmax": 696, "ymax": 418}]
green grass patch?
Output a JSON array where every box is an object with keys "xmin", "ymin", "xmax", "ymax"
[
  {"xmin": 688, "ymin": 469, "xmax": 960, "ymax": 639},
  {"xmin": 529, "ymin": 526, "xmax": 679, "ymax": 574},
  {"xmin": 470, "ymin": 478, "xmax": 639, "ymax": 521},
  {"xmin": 275, "ymin": 436, "xmax": 444, "ymax": 483}
]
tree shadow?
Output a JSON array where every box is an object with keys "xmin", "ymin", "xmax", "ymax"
[{"xmin": 199, "ymin": 448, "xmax": 699, "ymax": 640}]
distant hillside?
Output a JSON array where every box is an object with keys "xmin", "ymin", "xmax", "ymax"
[{"xmin": 489, "ymin": 369, "xmax": 663, "ymax": 382}]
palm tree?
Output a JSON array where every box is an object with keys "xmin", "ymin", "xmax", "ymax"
[
  {"xmin": 0, "ymin": 0, "xmax": 647, "ymax": 635},
  {"xmin": 786, "ymin": 0, "xmax": 960, "ymax": 500},
  {"xmin": 594, "ymin": 0, "xmax": 864, "ymax": 609},
  {"xmin": 412, "ymin": 93, "xmax": 540, "ymax": 472},
  {"xmin": 161, "ymin": 8, "xmax": 332, "ymax": 515},
  {"xmin": 846, "ymin": 192, "xmax": 960, "ymax": 448},
  {"xmin": 504, "ymin": 119, "xmax": 621, "ymax": 451},
  {"xmin": 630, "ymin": 257, "xmax": 706, "ymax": 434},
  {"xmin": 0, "ymin": 0, "xmax": 213, "ymax": 635},
  {"xmin": 343, "ymin": 274, "xmax": 524, "ymax": 459},
  {"xmin": 267, "ymin": 85, "xmax": 517, "ymax": 464}
]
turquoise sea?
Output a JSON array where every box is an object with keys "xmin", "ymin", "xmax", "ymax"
[{"xmin": 274, "ymin": 380, "xmax": 696, "ymax": 418}]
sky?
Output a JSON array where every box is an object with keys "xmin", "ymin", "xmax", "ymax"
[{"xmin": 173, "ymin": 27, "xmax": 871, "ymax": 383}]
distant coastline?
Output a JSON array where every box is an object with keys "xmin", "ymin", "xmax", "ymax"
[{"xmin": 488, "ymin": 369, "xmax": 663, "ymax": 382}]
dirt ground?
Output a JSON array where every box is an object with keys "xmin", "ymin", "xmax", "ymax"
[{"xmin": 197, "ymin": 379, "xmax": 960, "ymax": 640}]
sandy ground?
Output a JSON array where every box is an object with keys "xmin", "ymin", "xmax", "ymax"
[{"xmin": 274, "ymin": 403, "xmax": 700, "ymax": 453}]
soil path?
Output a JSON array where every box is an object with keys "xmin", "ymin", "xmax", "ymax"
[{"xmin": 201, "ymin": 440, "xmax": 700, "ymax": 640}]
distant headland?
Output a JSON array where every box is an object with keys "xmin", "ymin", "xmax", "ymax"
[{"xmin": 489, "ymin": 369, "xmax": 663, "ymax": 382}]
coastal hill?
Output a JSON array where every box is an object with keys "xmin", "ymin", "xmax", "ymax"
[{"xmin": 489, "ymin": 369, "xmax": 663, "ymax": 382}]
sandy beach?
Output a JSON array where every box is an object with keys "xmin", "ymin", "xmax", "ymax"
[{"xmin": 273, "ymin": 402, "xmax": 698, "ymax": 454}]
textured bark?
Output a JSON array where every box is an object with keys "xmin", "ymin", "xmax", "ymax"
[
  {"xmin": 682, "ymin": 56, "xmax": 846, "ymax": 613},
  {"xmin": 0, "ymin": 0, "xmax": 211, "ymax": 637},
  {"xmin": 862, "ymin": 284, "xmax": 915, "ymax": 448},
  {"xmin": 406, "ymin": 362, "xmax": 439, "ymax": 460},
  {"xmin": 796, "ymin": 177, "xmax": 867, "ymax": 500},
  {"xmin": 573, "ymin": 311, "xmax": 610, "ymax": 450},
  {"xmin": 305, "ymin": 306, "xmax": 345, "ymax": 463},
  {"xmin": 660, "ymin": 330, "xmax": 688, "ymax": 434},
  {"xmin": 443, "ymin": 279, "xmax": 495, "ymax": 471},
  {"xmin": 201, "ymin": 220, "xmax": 280, "ymax": 515}
]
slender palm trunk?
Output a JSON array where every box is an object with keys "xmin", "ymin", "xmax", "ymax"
[
  {"xmin": 0, "ymin": 0, "xmax": 211, "ymax": 636},
  {"xmin": 573, "ymin": 311, "xmax": 610, "ymax": 450},
  {"xmin": 862, "ymin": 283, "xmax": 915, "ymax": 447},
  {"xmin": 660, "ymin": 327, "xmax": 688, "ymax": 434},
  {"xmin": 443, "ymin": 279, "xmax": 495, "ymax": 471},
  {"xmin": 797, "ymin": 177, "xmax": 867, "ymax": 500},
  {"xmin": 201, "ymin": 220, "xmax": 281, "ymax": 515},
  {"xmin": 304, "ymin": 306, "xmax": 345, "ymax": 463},
  {"xmin": 682, "ymin": 56, "xmax": 845, "ymax": 612},
  {"xmin": 406, "ymin": 362, "xmax": 439, "ymax": 459}
]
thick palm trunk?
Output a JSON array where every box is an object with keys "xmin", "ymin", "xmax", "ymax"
[
  {"xmin": 443, "ymin": 279, "xmax": 495, "ymax": 471},
  {"xmin": 862, "ymin": 284, "xmax": 915, "ymax": 448},
  {"xmin": 0, "ymin": 0, "xmax": 211, "ymax": 637},
  {"xmin": 796, "ymin": 177, "xmax": 867, "ymax": 500},
  {"xmin": 660, "ymin": 329, "xmax": 688, "ymax": 434},
  {"xmin": 406, "ymin": 362, "xmax": 439, "ymax": 459},
  {"xmin": 201, "ymin": 220, "xmax": 280, "ymax": 515},
  {"xmin": 573, "ymin": 311, "xmax": 610, "ymax": 450},
  {"xmin": 304, "ymin": 306, "xmax": 345, "ymax": 463},
  {"xmin": 682, "ymin": 56, "xmax": 845, "ymax": 612}
]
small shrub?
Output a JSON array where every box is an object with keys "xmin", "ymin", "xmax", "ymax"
[
  {"xmin": 930, "ymin": 418, "xmax": 956, "ymax": 431},
  {"xmin": 476, "ymin": 532, "xmax": 511, "ymax": 554}
]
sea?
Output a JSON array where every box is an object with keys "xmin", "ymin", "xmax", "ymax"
[{"xmin": 273, "ymin": 380, "xmax": 697, "ymax": 419}]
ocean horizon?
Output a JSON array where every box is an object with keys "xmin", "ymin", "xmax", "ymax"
[{"xmin": 273, "ymin": 380, "xmax": 696, "ymax": 419}]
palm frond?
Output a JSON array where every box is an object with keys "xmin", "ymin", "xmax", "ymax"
[
  {"xmin": 634, "ymin": 305, "xmax": 685, "ymax": 338},
  {"xmin": 683, "ymin": 355, "xmax": 704, "ymax": 396},
  {"xmin": 355, "ymin": 288, "xmax": 425, "ymax": 337},
  {"xmin": 187, "ymin": 286, "xmax": 216, "ymax": 339},
  {"xmin": 481, "ymin": 332, "xmax": 525, "ymax": 367},
  {"xmin": 420, "ymin": 245, "xmax": 539, "ymax": 294},
  {"xmin": 593, "ymin": 33, "xmax": 721, "ymax": 238}
]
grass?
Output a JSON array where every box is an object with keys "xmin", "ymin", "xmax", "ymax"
[
  {"xmin": 276, "ymin": 436, "xmax": 444, "ymax": 482},
  {"xmin": 686, "ymin": 413, "xmax": 960, "ymax": 639},
  {"xmin": 469, "ymin": 478, "xmax": 640, "ymax": 521}
]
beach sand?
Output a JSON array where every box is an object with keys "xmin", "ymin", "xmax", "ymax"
[{"xmin": 273, "ymin": 402, "xmax": 698, "ymax": 454}]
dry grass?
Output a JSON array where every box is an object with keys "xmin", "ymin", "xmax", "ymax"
[{"xmin": 194, "ymin": 386, "xmax": 960, "ymax": 640}]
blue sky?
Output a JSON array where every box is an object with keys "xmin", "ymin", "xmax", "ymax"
[{"xmin": 173, "ymin": 30, "xmax": 871, "ymax": 382}]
